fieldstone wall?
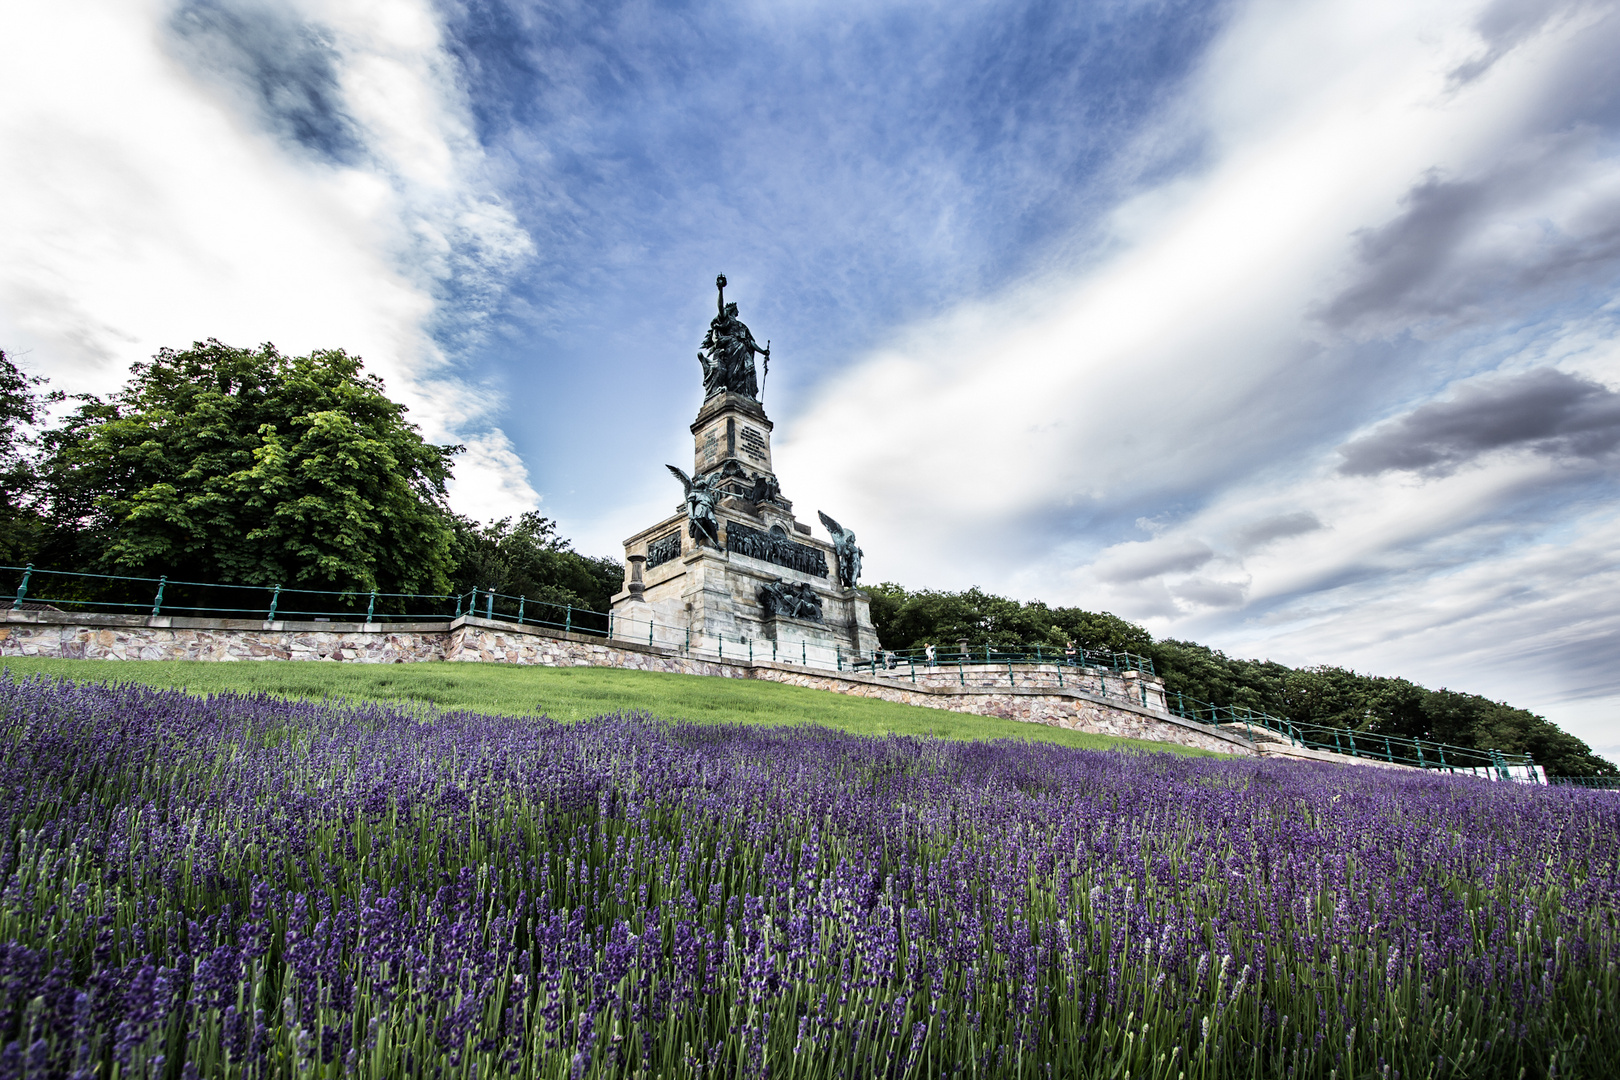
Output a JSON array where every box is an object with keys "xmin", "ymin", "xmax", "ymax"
[
  {"xmin": 0, "ymin": 610, "xmax": 1252, "ymax": 756},
  {"xmin": 0, "ymin": 615, "xmax": 451, "ymax": 663}
]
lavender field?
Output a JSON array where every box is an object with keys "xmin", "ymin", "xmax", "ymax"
[{"xmin": 1, "ymin": 676, "xmax": 1615, "ymax": 1079}]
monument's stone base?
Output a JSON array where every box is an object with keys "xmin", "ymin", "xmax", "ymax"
[{"xmin": 610, "ymin": 543, "xmax": 878, "ymax": 660}]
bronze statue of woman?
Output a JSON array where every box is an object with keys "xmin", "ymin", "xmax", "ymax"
[{"xmin": 698, "ymin": 274, "xmax": 770, "ymax": 399}]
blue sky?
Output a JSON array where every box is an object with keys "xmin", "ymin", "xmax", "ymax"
[{"xmin": 3, "ymin": 0, "xmax": 1619, "ymax": 761}]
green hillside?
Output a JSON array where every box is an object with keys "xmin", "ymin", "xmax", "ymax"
[{"xmin": 0, "ymin": 658, "xmax": 1224, "ymax": 757}]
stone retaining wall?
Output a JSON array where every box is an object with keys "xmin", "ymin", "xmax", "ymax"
[{"xmin": 0, "ymin": 609, "xmax": 1257, "ymax": 755}]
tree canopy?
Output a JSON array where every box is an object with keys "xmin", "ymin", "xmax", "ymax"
[
  {"xmin": 34, "ymin": 340, "xmax": 460, "ymax": 594},
  {"xmin": 0, "ymin": 351, "xmax": 57, "ymax": 565},
  {"xmin": 448, "ymin": 511, "xmax": 623, "ymax": 617}
]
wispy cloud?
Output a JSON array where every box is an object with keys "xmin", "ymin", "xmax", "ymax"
[
  {"xmin": 0, "ymin": 0, "xmax": 536, "ymax": 519},
  {"xmin": 777, "ymin": 0, "xmax": 1620, "ymax": 756}
]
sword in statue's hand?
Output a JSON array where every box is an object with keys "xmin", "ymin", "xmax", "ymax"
[{"xmin": 760, "ymin": 340, "xmax": 770, "ymax": 400}]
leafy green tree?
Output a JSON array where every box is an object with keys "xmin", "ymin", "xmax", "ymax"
[
  {"xmin": 448, "ymin": 511, "xmax": 623, "ymax": 615},
  {"xmin": 866, "ymin": 585, "xmax": 1043, "ymax": 653},
  {"xmin": 1052, "ymin": 607, "xmax": 1154, "ymax": 655},
  {"xmin": 0, "ymin": 351, "xmax": 58, "ymax": 564},
  {"xmin": 1147, "ymin": 640, "xmax": 1287, "ymax": 714},
  {"xmin": 37, "ymin": 340, "xmax": 459, "ymax": 594}
]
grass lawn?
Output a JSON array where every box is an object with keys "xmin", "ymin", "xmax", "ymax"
[{"xmin": 0, "ymin": 657, "xmax": 1224, "ymax": 756}]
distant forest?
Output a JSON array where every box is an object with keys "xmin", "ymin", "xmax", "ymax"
[{"xmin": 867, "ymin": 583, "xmax": 1617, "ymax": 779}]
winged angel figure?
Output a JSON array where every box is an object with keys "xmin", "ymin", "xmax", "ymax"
[
  {"xmin": 817, "ymin": 511, "xmax": 863, "ymax": 589},
  {"xmin": 667, "ymin": 465, "xmax": 722, "ymax": 548}
]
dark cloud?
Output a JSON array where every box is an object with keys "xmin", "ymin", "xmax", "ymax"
[
  {"xmin": 1319, "ymin": 165, "xmax": 1620, "ymax": 335},
  {"xmin": 1320, "ymin": 7, "xmax": 1620, "ymax": 338},
  {"xmin": 1449, "ymin": 0, "xmax": 1573, "ymax": 84},
  {"xmin": 170, "ymin": 1, "xmax": 363, "ymax": 164},
  {"xmin": 1337, "ymin": 368, "xmax": 1620, "ymax": 477},
  {"xmin": 1231, "ymin": 511, "xmax": 1323, "ymax": 552}
]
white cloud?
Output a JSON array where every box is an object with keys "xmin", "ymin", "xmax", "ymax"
[
  {"xmin": 777, "ymin": 0, "xmax": 1620, "ymax": 755},
  {"xmin": 0, "ymin": 0, "xmax": 536, "ymax": 519}
]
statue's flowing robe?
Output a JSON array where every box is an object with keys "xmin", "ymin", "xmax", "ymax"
[{"xmin": 700, "ymin": 316, "xmax": 760, "ymax": 399}]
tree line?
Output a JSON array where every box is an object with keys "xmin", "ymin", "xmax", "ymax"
[
  {"xmin": 4, "ymin": 342, "xmax": 1611, "ymax": 777},
  {"xmin": 867, "ymin": 583, "xmax": 1617, "ymax": 778}
]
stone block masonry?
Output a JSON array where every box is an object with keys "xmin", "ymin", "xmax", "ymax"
[{"xmin": 0, "ymin": 609, "xmax": 1286, "ymax": 759}]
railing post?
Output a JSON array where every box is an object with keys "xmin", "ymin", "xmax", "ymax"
[
  {"xmin": 649, "ymin": 620, "xmax": 654, "ymax": 648},
  {"xmin": 1435, "ymin": 744, "xmax": 1447, "ymax": 769},
  {"xmin": 267, "ymin": 584, "xmax": 281, "ymax": 621},
  {"xmin": 910, "ymin": 655, "xmax": 916, "ymax": 683},
  {"xmin": 11, "ymin": 563, "xmax": 32, "ymax": 610},
  {"xmin": 518, "ymin": 595, "xmax": 525, "ymax": 625},
  {"xmin": 1057, "ymin": 664, "xmax": 1062, "ymax": 688},
  {"xmin": 565, "ymin": 603, "xmax": 572, "ymax": 635},
  {"xmin": 1384, "ymin": 735, "xmax": 1393, "ymax": 763},
  {"xmin": 455, "ymin": 591, "xmax": 463, "ymax": 618},
  {"xmin": 1035, "ymin": 644, "xmax": 1042, "ymax": 662},
  {"xmin": 486, "ymin": 589, "xmax": 494, "ymax": 620},
  {"xmin": 958, "ymin": 658, "xmax": 964, "ymax": 686},
  {"xmin": 366, "ymin": 590, "xmax": 377, "ymax": 624},
  {"xmin": 151, "ymin": 575, "xmax": 167, "ymax": 617},
  {"xmin": 1008, "ymin": 658, "xmax": 1014, "ymax": 687}
]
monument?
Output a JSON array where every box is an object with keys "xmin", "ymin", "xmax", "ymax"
[{"xmin": 610, "ymin": 275, "xmax": 878, "ymax": 662}]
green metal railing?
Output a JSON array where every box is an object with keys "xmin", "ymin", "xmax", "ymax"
[
  {"xmin": 1166, "ymin": 692, "xmax": 1541, "ymax": 780},
  {"xmin": 10, "ymin": 563, "xmax": 474, "ymax": 625},
  {"xmin": 1548, "ymin": 776, "xmax": 1620, "ymax": 790},
  {"xmin": 4, "ymin": 563, "xmax": 838, "ymax": 669},
  {"xmin": 855, "ymin": 643, "xmax": 1155, "ymax": 675}
]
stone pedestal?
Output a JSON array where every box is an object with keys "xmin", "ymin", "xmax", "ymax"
[{"xmin": 611, "ymin": 398, "xmax": 877, "ymax": 663}]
